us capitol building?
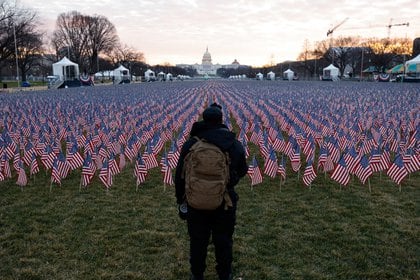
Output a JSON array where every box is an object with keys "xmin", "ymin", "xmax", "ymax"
[{"xmin": 176, "ymin": 47, "xmax": 241, "ymax": 76}]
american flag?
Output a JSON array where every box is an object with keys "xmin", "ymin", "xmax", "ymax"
[
  {"xmin": 402, "ymin": 148, "xmax": 420, "ymax": 174},
  {"xmin": 354, "ymin": 155, "xmax": 373, "ymax": 185},
  {"xmin": 142, "ymin": 143, "xmax": 159, "ymax": 170},
  {"xmin": 331, "ymin": 156, "xmax": 350, "ymax": 186},
  {"xmin": 81, "ymin": 153, "xmax": 96, "ymax": 187},
  {"xmin": 67, "ymin": 145, "xmax": 84, "ymax": 170},
  {"xmin": 99, "ymin": 159, "xmax": 112, "ymax": 189},
  {"xmin": 369, "ymin": 147, "xmax": 387, "ymax": 173},
  {"xmin": 277, "ymin": 156, "xmax": 286, "ymax": 180},
  {"xmin": 41, "ymin": 145, "xmax": 55, "ymax": 170},
  {"xmin": 16, "ymin": 161, "xmax": 27, "ymax": 187},
  {"xmin": 57, "ymin": 152, "xmax": 70, "ymax": 179},
  {"xmin": 263, "ymin": 149, "xmax": 278, "ymax": 178},
  {"xmin": 0, "ymin": 163, "xmax": 4, "ymax": 182},
  {"xmin": 134, "ymin": 153, "xmax": 148, "ymax": 186},
  {"xmin": 317, "ymin": 146, "xmax": 327, "ymax": 171},
  {"xmin": 248, "ymin": 155, "xmax": 263, "ymax": 186},
  {"xmin": 161, "ymin": 156, "xmax": 174, "ymax": 186},
  {"xmin": 344, "ymin": 146, "xmax": 360, "ymax": 175},
  {"xmin": 30, "ymin": 153, "xmax": 39, "ymax": 176},
  {"xmin": 12, "ymin": 146, "xmax": 20, "ymax": 172},
  {"xmin": 302, "ymin": 136, "xmax": 315, "ymax": 162},
  {"xmin": 51, "ymin": 158, "xmax": 61, "ymax": 185},
  {"xmin": 151, "ymin": 134, "xmax": 164, "ymax": 155},
  {"xmin": 272, "ymin": 132, "xmax": 285, "ymax": 153},
  {"xmin": 290, "ymin": 145, "xmax": 301, "ymax": 173},
  {"xmin": 108, "ymin": 153, "xmax": 120, "ymax": 176},
  {"xmin": 167, "ymin": 140, "xmax": 180, "ymax": 169},
  {"xmin": 23, "ymin": 142, "xmax": 35, "ymax": 167},
  {"xmin": 387, "ymin": 154, "xmax": 408, "ymax": 185},
  {"xmin": 2, "ymin": 154, "xmax": 12, "ymax": 178},
  {"xmin": 303, "ymin": 160, "xmax": 316, "ymax": 187}
]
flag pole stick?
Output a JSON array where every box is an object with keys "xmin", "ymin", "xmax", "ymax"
[
  {"xmin": 398, "ymin": 184, "xmax": 401, "ymax": 192},
  {"xmin": 50, "ymin": 181, "xmax": 53, "ymax": 192},
  {"xmin": 368, "ymin": 178, "xmax": 371, "ymax": 193}
]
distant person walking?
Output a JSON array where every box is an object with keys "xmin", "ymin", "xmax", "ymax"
[{"xmin": 175, "ymin": 103, "xmax": 248, "ymax": 280}]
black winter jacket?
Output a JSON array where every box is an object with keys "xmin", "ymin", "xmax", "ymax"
[{"xmin": 175, "ymin": 121, "xmax": 248, "ymax": 205}]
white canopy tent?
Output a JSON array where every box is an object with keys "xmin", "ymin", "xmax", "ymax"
[
  {"xmin": 52, "ymin": 57, "xmax": 79, "ymax": 81},
  {"xmin": 157, "ymin": 71, "xmax": 166, "ymax": 81},
  {"xmin": 113, "ymin": 65, "xmax": 130, "ymax": 84},
  {"xmin": 256, "ymin": 72, "xmax": 263, "ymax": 80},
  {"xmin": 166, "ymin": 73, "xmax": 173, "ymax": 81},
  {"xmin": 405, "ymin": 54, "xmax": 420, "ymax": 73},
  {"xmin": 283, "ymin": 69, "xmax": 294, "ymax": 81},
  {"xmin": 145, "ymin": 69, "xmax": 156, "ymax": 81},
  {"xmin": 322, "ymin": 64, "xmax": 340, "ymax": 81},
  {"xmin": 267, "ymin": 71, "xmax": 275, "ymax": 80}
]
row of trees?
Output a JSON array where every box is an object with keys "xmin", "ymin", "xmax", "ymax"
[
  {"xmin": 294, "ymin": 36, "xmax": 413, "ymax": 79},
  {"xmin": 214, "ymin": 36, "xmax": 413, "ymax": 79}
]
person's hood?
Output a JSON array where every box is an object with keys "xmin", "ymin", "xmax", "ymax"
[{"xmin": 195, "ymin": 123, "xmax": 236, "ymax": 151}]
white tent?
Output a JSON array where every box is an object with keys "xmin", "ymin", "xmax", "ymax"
[
  {"xmin": 322, "ymin": 64, "xmax": 340, "ymax": 81},
  {"xmin": 405, "ymin": 54, "xmax": 420, "ymax": 73},
  {"xmin": 145, "ymin": 69, "xmax": 156, "ymax": 81},
  {"xmin": 157, "ymin": 71, "xmax": 166, "ymax": 81},
  {"xmin": 52, "ymin": 57, "xmax": 79, "ymax": 81},
  {"xmin": 166, "ymin": 73, "xmax": 173, "ymax": 81},
  {"xmin": 283, "ymin": 69, "xmax": 294, "ymax": 81},
  {"xmin": 267, "ymin": 71, "xmax": 275, "ymax": 80},
  {"xmin": 113, "ymin": 65, "xmax": 130, "ymax": 84},
  {"xmin": 256, "ymin": 72, "xmax": 263, "ymax": 80},
  {"xmin": 114, "ymin": 65, "xmax": 129, "ymax": 78}
]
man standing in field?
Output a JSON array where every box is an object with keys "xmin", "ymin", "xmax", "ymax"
[{"xmin": 175, "ymin": 103, "xmax": 248, "ymax": 280}]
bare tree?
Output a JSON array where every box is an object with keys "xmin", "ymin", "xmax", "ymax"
[
  {"xmin": 108, "ymin": 43, "xmax": 144, "ymax": 66},
  {"xmin": 52, "ymin": 11, "xmax": 119, "ymax": 73},
  {"xmin": 0, "ymin": 0, "xmax": 16, "ymax": 65},
  {"xmin": 0, "ymin": 0, "xmax": 43, "ymax": 82},
  {"xmin": 16, "ymin": 31, "xmax": 44, "ymax": 82},
  {"xmin": 85, "ymin": 15, "xmax": 119, "ymax": 73}
]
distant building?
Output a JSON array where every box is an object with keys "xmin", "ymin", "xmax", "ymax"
[
  {"xmin": 177, "ymin": 47, "xmax": 243, "ymax": 76},
  {"xmin": 191, "ymin": 47, "xmax": 221, "ymax": 75}
]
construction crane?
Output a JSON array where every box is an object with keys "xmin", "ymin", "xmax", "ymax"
[
  {"xmin": 327, "ymin": 17, "xmax": 349, "ymax": 65},
  {"xmin": 387, "ymin": 18, "xmax": 409, "ymax": 38},
  {"xmin": 327, "ymin": 17, "xmax": 349, "ymax": 37}
]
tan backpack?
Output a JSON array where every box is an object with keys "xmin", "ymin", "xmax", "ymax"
[{"xmin": 184, "ymin": 137, "xmax": 232, "ymax": 210}]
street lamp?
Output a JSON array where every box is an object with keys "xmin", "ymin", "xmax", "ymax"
[
  {"xmin": 12, "ymin": 0, "xmax": 19, "ymax": 87},
  {"xmin": 13, "ymin": 22, "xmax": 19, "ymax": 86}
]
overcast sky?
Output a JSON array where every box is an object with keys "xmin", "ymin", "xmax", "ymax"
[{"xmin": 18, "ymin": 0, "xmax": 420, "ymax": 66}]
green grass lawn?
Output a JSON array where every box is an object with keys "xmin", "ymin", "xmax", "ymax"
[{"xmin": 0, "ymin": 166, "xmax": 419, "ymax": 280}]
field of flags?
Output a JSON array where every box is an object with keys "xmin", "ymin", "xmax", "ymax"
[{"xmin": 0, "ymin": 80, "xmax": 418, "ymax": 191}]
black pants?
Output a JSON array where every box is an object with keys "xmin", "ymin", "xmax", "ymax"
[{"xmin": 187, "ymin": 204, "xmax": 236, "ymax": 280}]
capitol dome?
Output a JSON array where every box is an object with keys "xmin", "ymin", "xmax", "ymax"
[{"xmin": 202, "ymin": 47, "xmax": 212, "ymax": 65}]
